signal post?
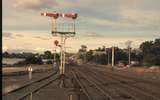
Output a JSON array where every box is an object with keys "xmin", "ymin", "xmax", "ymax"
[{"xmin": 41, "ymin": 12, "xmax": 78, "ymax": 75}]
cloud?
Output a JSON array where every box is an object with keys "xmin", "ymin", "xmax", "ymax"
[
  {"xmin": 55, "ymin": 0, "xmax": 77, "ymax": 7},
  {"xmin": 153, "ymin": 32, "xmax": 160, "ymax": 36},
  {"xmin": 2, "ymin": 0, "xmax": 160, "ymax": 53},
  {"xmin": 33, "ymin": 36, "xmax": 50, "ymax": 40},
  {"xmin": 34, "ymin": 47, "xmax": 45, "ymax": 51},
  {"xmin": 120, "ymin": 9, "xmax": 160, "ymax": 28},
  {"xmin": 33, "ymin": 47, "xmax": 49, "ymax": 53},
  {"xmin": 2, "ymin": 31, "xmax": 155, "ymax": 53},
  {"xmin": 23, "ymin": 43, "xmax": 32, "ymax": 45},
  {"xmin": 3, "ymin": 0, "xmax": 160, "ymax": 34},
  {"xmin": 88, "ymin": 8, "xmax": 160, "ymax": 30},
  {"xmin": 12, "ymin": 0, "xmax": 58, "ymax": 11},
  {"xmin": 125, "ymin": 40, "xmax": 133, "ymax": 47},
  {"xmin": 15, "ymin": 34, "xmax": 24, "ymax": 37},
  {"xmin": 84, "ymin": 32, "xmax": 103, "ymax": 37},
  {"xmin": 3, "ymin": 46, "xmax": 8, "ymax": 52},
  {"xmin": 3, "ymin": 32, "xmax": 13, "ymax": 38},
  {"xmin": 5, "ymin": 48, "xmax": 33, "ymax": 53}
]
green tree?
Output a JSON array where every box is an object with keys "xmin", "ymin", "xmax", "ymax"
[
  {"xmin": 78, "ymin": 45, "xmax": 87, "ymax": 63},
  {"xmin": 44, "ymin": 51, "xmax": 52, "ymax": 59},
  {"xmin": 114, "ymin": 48, "xmax": 128, "ymax": 64},
  {"xmin": 86, "ymin": 50, "xmax": 93, "ymax": 62},
  {"xmin": 3, "ymin": 52, "xmax": 10, "ymax": 58},
  {"xmin": 140, "ymin": 41, "xmax": 153, "ymax": 54},
  {"xmin": 140, "ymin": 38, "xmax": 160, "ymax": 66},
  {"xmin": 25, "ymin": 56, "xmax": 43, "ymax": 64}
]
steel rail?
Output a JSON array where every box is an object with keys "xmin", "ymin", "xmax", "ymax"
[
  {"xmin": 71, "ymin": 70, "xmax": 93, "ymax": 100},
  {"xmin": 74, "ymin": 69, "xmax": 115, "ymax": 100},
  {"xmin": 92, "ymin": 65, "xmax": 160, "ymax": 87},
  {"xmin": 87, "ymin": 67, "xmax": 160, "ymax": 100},
  {"xmin": 82, "ymin": 68, "xmax": 140, "ymax": 100},
  {"xmin": 3, "ymin": 71, "xmax": 57, "ymax": 95},
  {"xmin": 19, "ymin": 75, "xmax": 59, "ymax": 100},
  {"xmin": 105, "ymin": 73, "xmax": 160, "ymax": 100},
  {"xmin": 3, "ymin": 71, "xmax": 58, "ymax": 100}
]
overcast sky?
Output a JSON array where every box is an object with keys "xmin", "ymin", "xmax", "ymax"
[{"xmin": 2, "ymin": 0, "xmax": 160, "ymax": 53}]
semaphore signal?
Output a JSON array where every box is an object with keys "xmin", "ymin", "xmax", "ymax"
[
  {"xmin": 41, "ymin": 11, "xmax": 78, "ymax": 75},
  {"xmin": 41, "ymin": 12, "xmax": 78, "ymax": 19}
]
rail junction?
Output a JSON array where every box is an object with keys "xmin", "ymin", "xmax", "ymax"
[{"xmin": 3, "ymin": 64, "xmax": 160, "ymax": 100}]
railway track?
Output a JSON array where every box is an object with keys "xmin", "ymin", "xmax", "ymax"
[
  {"xmin": 80, "ymin": 66, "xmax": 160, "ymax": 100},
  {"xmin": 3, "ymin": 65, "xmax": 160, "ymax": 100},
  {"xmin": 71, "ymin": 70, "xmax": 93, "ymax": 100},
  {"xmin": 76, "ymin": 68, "xmax": 139, "ymax": 100},
  {"xmin": 3, "ymin": 71, "xmax": 58, "ymax": 100},
  {"xmin": 71, "ymin": 69, "xmax": 126, "ymax": 100},
  {"xmin": 90, "ymin": 66, "xmax": 160, "ymax": 96},
  {"xmin": 92, "ymin": 65, "xmax": 160, "ymax": 86}
]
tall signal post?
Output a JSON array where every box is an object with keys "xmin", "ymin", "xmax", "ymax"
[
  {"xmin": 54, "ymin": 40, "xmax": 59, "ymax": 68},
  {"xmin": 125, "ymin": 41, "xmax": 132, "ymax": 65},
  {"xmin": 41, "ymin": 12, "xmax": 78, "ymax": 75}
]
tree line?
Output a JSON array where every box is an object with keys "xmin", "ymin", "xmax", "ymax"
[
  {"xmin": 3, "ymin": 38, "xmax": 160, "ymax": 66},
  {"xmin": 3, "ymin": 51, "xmax": 60, "ymax": 65},
  {"xmin": 78, "ymin": 38, "xmax": 160, "ymax": 66}
]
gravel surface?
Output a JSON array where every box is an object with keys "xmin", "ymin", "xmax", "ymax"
[
  {"xmin": 91, "ymin": 64, "xmax": 160, "ymax": 82},
  {"xmin": 2, "ymin": 64, "xmax": 56, "ymax": 95}
]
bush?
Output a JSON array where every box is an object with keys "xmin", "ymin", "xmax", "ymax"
[
  {"xmin": 46, "ymin": 60, "xmax": 53, "ymax": 64},
  {"xmin": 15, "ymin": 60, "xmax": 27, "ymax": 65},
  {"xmin": 25, "ymin": 56, "xmax": 43, "ymax": 64}
]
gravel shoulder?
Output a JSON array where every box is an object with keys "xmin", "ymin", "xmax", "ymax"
[{"xmin": 92, "ymin": 64, "xmax": 160, "ymax": 82}]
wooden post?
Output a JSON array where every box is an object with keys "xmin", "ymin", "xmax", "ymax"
[
  {"xmin": 112, "ymin": 47, "xmax": 114, "ymax": 69},
  {"xmin": 108, "ymin": 49, "xmax": 110, "ymax": 65}
]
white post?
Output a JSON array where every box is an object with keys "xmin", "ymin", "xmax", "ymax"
[
  {"xmin": 28, "ymin": 65, "xmax": 32, "ymax": 80},
  {"xmin": 62, "ymin": 37, "xmax": 64, "ymax": 75},
  {"xmin": 62, "ymin": 37, "xmax": 67, "ymax": 74},
  {"xmin": 30, "ymin": 92, "xmax": 32, "ymax": 100},
  {"xmin": 60, "ymin": 35, "xmax": 63, "ymax": 75},
  {"xmin": 54, "ymin": 46, "xmax": 57, "ymax": 67}
]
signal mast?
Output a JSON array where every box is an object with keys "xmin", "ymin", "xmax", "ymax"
[{"xmin": 41, "ymin": 12, "xmax": 78, "ymax": 75}]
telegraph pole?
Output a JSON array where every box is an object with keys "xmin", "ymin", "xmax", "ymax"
[
  {"xmin": 128, "ymin": 47, "xmax": 131, "ymax": 65},
  {"xmin": 108, "ymin": 48, "xmax": 110, "ymax": 65},
  {"xmin": 125, "ymin": 40, "xmax": 132, "ymax": 66},
  {"xmin": 111, "ymin": 47, "xmax": 114, "ymax": 70}
]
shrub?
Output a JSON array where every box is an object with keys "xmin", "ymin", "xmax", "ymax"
[
  {"xmin": 25, "ymin": 56, "xmax": 43, "ymax": 64},
  {"xmin": 46, "ymin": 60, "xmax": 53, "ymax": 64}
]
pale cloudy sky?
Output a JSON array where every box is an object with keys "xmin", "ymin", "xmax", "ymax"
[{"xmin": 2, "ymin": 0, "xmax": 160, "ymax": 53}]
